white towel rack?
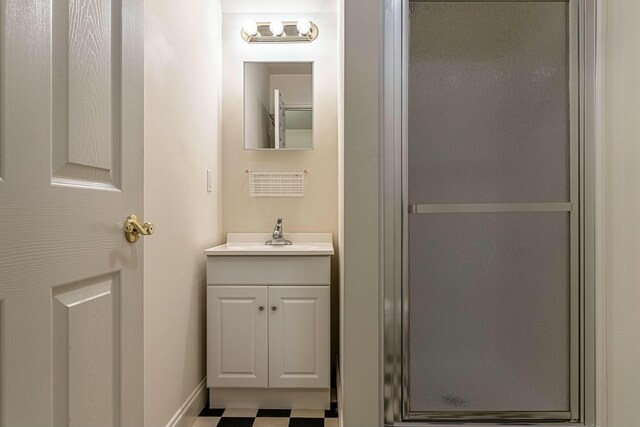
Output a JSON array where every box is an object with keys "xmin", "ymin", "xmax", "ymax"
[{"xmin": 245, "ymin": 170, "xmax": 307, "ymax": 197}]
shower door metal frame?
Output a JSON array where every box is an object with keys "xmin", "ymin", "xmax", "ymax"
[{"xmin": 381, "ymin": 0, "xmax": 597, "ymax": 425}]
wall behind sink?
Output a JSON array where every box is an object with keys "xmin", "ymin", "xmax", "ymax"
[{"xmin": 221, "ymin": 9, "xmax": 339, "ymax": 381}]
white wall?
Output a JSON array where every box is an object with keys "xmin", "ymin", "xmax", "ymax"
[
  {"xmin": 245, "ymin": 63, "xmax": 271, "ymax": 149},
  {"xmin": 342, "ymin": 0, "xmax": 381, "ymax": 425},
  {"xmin": 337, "ymin": 0, "xmax": 345, "ymax": 422},
  {"xmin": 605, "ymin": 1, "xmax": 640, "ymax": 425},
  {"xmin": 221, "ymin": 12, "xmax": 340, "ymax": 378},
  {"xmin": 221, "ymin": 0, "xmax": 336, "ymax": 14},
  {"xmin": 222, "ymin": 13, "xmax": 338, "ymax": 233},
  {"xmin": 270, "ymin": 74, "xmax": 313, "ymax": 108},
  {"xmin": 144, "ymin": 0, "xmax": 223, "ymax": 426}
]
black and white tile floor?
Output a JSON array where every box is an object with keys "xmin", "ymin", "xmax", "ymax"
[{"xmin": 195, "ymin": 404, "xmax": 339, "ymax": 427}]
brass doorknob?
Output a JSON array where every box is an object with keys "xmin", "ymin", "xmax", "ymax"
[{"xmin": 124, "ymin": 214, "xmax": 155, "ymax": 243}]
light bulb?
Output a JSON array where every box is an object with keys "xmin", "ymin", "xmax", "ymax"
[
  {"xmin": 269, "ymin": 20, "xmax": 284, "ymax": 36},
  {"xmin": 297, "ymin": 18, "xmax": 311, "ymax": 36},
  {"xmin": 242, "ymin": 20, "xmax": 258, "ymax": 37}
]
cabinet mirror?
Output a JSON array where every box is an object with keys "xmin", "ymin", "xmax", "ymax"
[{"xmin": 244, "ymin": 62, "xmax": 313, "ymax": 150}]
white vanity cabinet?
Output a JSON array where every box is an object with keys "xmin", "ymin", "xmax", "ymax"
[
  {"xmin": 207, "ymin": 286, "xmax": 269, "ymax": 388},
  {"xmin": 205, "ymin": 233, "xmax": 333, "ymax": 409},
  {"xmin": 268, "ymin": 286, "xmax": 330, "ymax": 388},
  {"xmin": 207, "ymin": 285, "xmax": 329, "ymax": 389}
]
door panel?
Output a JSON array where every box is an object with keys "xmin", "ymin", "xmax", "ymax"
[
  {"xmin": 409, "ymin": 212, "xmax": 570, "ymax": 412},
  {"xmin": 269, "ymin": 286, "xmax": 329, "ymax": 389},
  {"xmin": 274, "ymin": 89, "xmax": 286, "ymax": 149},
  {"xmin": 207, "ymin": 286, "xmax": 268, "ymax": 388},
  {"xmin": 408, "ymin": 1, "xmax": 569, "ymax": 205},
  {"xmin": 0, "ymin": 0, "xmax": 143, "ymax": 425},
  {"xmin": 52, "ymin": 0, "xmax": 122, "ymax": 187},
  {"xmin": 2, "ymin": 288, "xmax": 52, "ymax": 426},
  {"xmin": 52, "ymin": 275, "xmax": 118, "ymax": 427}
]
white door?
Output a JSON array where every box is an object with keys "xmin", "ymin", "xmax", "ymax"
[
  {"xmin": 274, "ymin": 89, "xmax": 286, "ymax": 149},
  {"xmin": 207, "ymin": 286, "xmax": 268, "ymax": 388},
  {"xmin": 0, "ymin": 0, "xmax": 144, "ymax": 425},
  {"xmin": 269, "ymin": 286, "xmax": 330, "ymax": 388}
]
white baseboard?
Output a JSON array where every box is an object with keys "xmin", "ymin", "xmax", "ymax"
[
  {"xmin": 166, "ymin": 378, "xmax": 207, "ymax": 427},
  {"xmin": 210, "ymin": 388, "xmax": 330, "ymax": 410}
]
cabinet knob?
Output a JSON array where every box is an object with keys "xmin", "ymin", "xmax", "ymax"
[
  {"xmin": 258, "ymin": 306, "xmax": 265, "ymax": 312},
  {"xmin": 271, "ymin": 306, "xmax": 278, "ymax": 312}
]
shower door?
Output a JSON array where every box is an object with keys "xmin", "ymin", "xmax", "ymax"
[{"xmin": 383, "ymin": 0, "xmax": 589, "ymax": 423}]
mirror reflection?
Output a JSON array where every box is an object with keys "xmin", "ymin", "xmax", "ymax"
[{"xmin": 244, "ymin": 62, "xmax": 313, "ymax": 150}]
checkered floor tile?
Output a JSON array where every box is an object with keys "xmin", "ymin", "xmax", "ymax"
[{"xmin": 195, "ymin": 403, "xmax": 338, "ymax": 427}]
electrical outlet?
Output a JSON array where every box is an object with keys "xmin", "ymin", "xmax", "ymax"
[{"xmin": 207, "ymin": 169, "xmax": 213, "ymax": 193}]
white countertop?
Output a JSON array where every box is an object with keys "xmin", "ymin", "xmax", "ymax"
[{"xmin": 205, "ymin": 233, "xmax": 334, "ymax": 256}]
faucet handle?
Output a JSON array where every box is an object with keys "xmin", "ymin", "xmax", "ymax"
[{"xmin": 272, "ymin": 218, "xmax": 283, "ymax": 239}]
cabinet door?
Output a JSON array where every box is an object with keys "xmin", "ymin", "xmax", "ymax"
[
  {"xmin": 207, "ymin": 286, "xmax": 268, "ymax": 388},
  {"xmin": 269, "ymin": 286, "xmax": 330, "ymax": 388}
]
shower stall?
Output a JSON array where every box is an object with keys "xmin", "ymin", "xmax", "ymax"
[{"xmin": 381, "ymin": 0, "xmax": 596, "ymax": 425}]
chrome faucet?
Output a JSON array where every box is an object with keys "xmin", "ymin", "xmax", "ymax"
[{"xmin": 266, "ymin": 218, "xmax": 292, "ymax": 245}]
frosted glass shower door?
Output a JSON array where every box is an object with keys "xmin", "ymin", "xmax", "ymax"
[{"xmin": 406, "ymin": 1, "xmax": 578, "ymax": 421}]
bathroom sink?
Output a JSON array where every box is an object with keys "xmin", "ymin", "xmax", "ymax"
[{"xmin": 204, "ymin": 233, "xmax": 334, "ymax": 256}]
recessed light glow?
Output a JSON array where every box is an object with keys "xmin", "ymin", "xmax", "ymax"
[
  {"xmin": 242, "ymin": 20, "xmax": 258, "ymax": 37},
  {"xmin": 297, "ymin": 18, "xmax": 311, "ymax": 36},
  {"xmin": 269, "ymin": 20, "xmax": 284, "ymax": 36}
]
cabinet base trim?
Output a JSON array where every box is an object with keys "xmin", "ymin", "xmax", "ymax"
[{"xmin": 209, "ymin": 388, "xmax": 330, "ymax": 410}]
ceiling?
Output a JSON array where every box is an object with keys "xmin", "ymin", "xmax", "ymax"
[{"xmin": 220, "ymin": 0, "xmax": 337, "ymax": 14}]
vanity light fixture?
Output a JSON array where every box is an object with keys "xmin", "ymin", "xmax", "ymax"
[
  {"xmin": 296, "ymin": 18, "xmax": 311, "ymax": 36},
  {"xmin": 240, "ymin": 19, "xmax": 319, "ymax": 43},
  {"xmin": 269, "ymin": 20, "xmax": 285, "ymax": 37},
  {"xmin": 242, "ymin": 20, "xmax": 258, "ymax": 37}
]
